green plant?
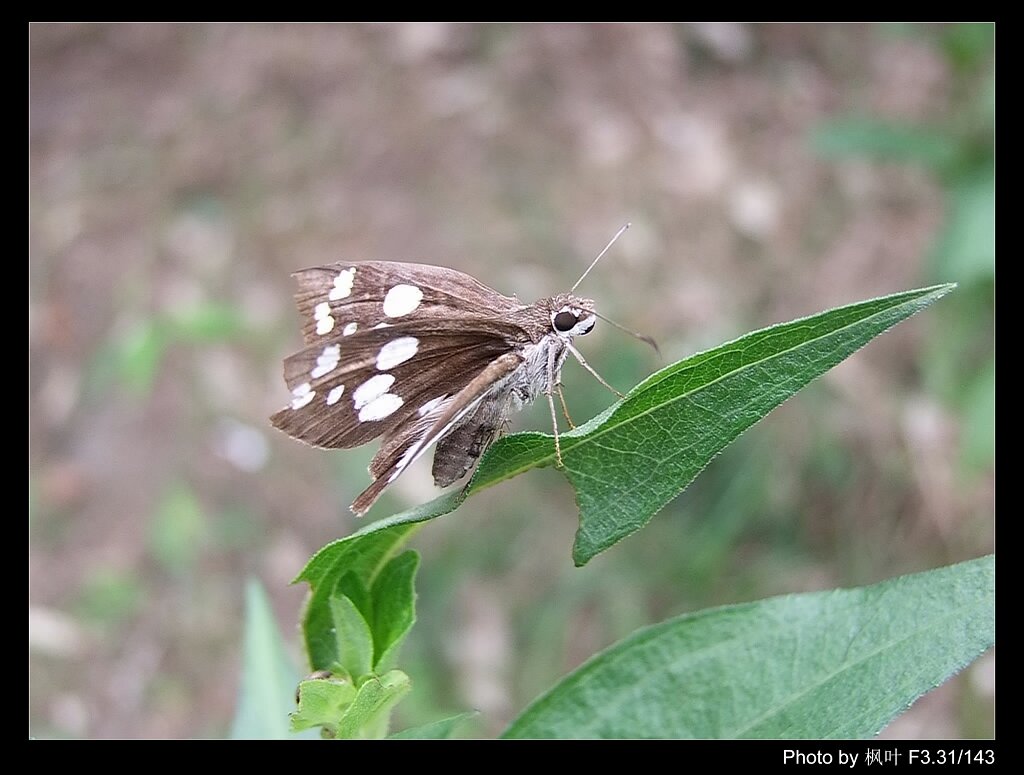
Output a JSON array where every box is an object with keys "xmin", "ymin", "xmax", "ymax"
[{"xmin": 231, "ymin": 283, "xmax": 993, "ymax": 739}]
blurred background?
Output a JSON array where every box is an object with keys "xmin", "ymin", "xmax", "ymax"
[{"xmin": 29, "ymin": 23, "xmax": 993, "ymax": 739}]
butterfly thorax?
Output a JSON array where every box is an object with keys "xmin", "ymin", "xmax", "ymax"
[{"xmin": 500, "ymin": 292, "xmax": 596, "ymax": 399}]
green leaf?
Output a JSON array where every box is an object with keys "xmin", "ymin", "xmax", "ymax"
[
  {"xmin": 296, "ymin": 495, "xmax": 456, "ymax": 671},
  {"xmin": 335, "ymin": 670, "xmax": 412, "ymax": 739},
  {"xmin": 230, "ymin": 579, "xmax": 318, "ymax": 740},
  {"xmin": 295, "ymin": 491, "xmax": 463, "ymax": 589},
  {"xmin": 502, "ymin": 555, "xmax": 994, "ymax": 739},
  {"xmin": 347, "ymin": 285, "xmax": 955, "ymax": 566},
  {"xmin": 371, "ymin": 551, "xmax": 419, "ymax": 671},
  {"xmin": 335, "ymin": 572, "xmax": 372, "ymax": 625},
  {"xmin": 291, "ymin": 674, "xmax": 357, "ymax": 733},
  {"xmin": 330, "ymin": 596, "xmax": 374, "ymax": 680},
  {"xmin": 388, "ymin": 712, "xmax": 479, "ymax": 740},
  {"xmin": 482, "ymin": 284, "xmax": 957, "ymax": 564},
  {"xmin": 295, "ymin": 512, "xmax": 428, "ymax": 670}
]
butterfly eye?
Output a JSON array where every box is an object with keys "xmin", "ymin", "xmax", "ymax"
[{"xmin": 553, "ymin": 311, "xmax": 578, "ymax": 332}]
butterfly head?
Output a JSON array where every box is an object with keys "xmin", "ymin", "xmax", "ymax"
[{"xmin": 548, "ymin": 293, "xmax": 596, "ymax": 339}]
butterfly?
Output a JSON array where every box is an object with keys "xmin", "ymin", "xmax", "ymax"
[{"xmin": 270, "ymin": 225, "xmax": 644, "ymax": 515}]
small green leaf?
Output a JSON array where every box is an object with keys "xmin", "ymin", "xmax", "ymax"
[
  {"xmin": 388, "ymin": 712, "xmax": 479, "ymax": 739},
  {"xmin": 371, "ymin": 551, "xmax": 419, "ymax": 671},
  {"xmin": 330, "ymin": 596, "xmax": 374, "ymax": 680},
  {"xmin": 335, "ymin": 572, "xmax": 372, "ymax": 623},
  {"xmin": 335, "ymin": 670, "xmax": 412, "ymax": 739},
  {"xmin": 502, "ymin": 555, "xmax": 994, "ymax": 739},
  {"xmin": 231, "ymin": 579, "xmax": 317, "ymax": 740},
  {"xmin": 295, "ymin": 492, "xmax": 469, "ymax": 672},
  {"xmin": 296, "ymin": 515, "xmax": 426, "ymax": 670},
  {"xmin": 295, "ymin": 492, "xmax": 460, "ymax": 588},
  {"xmin": 290, "ymin": 675, "xmax": 357, "ymax": 733}
]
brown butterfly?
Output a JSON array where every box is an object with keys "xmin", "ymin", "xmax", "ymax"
[{"xmin": 271, "ymin": 225, "xmax": 648, "ymax": 515}]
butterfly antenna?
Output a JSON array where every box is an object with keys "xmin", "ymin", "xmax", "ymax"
[
  {"xmin": 592, "ymin": 310, "xmax": 660, "ymax": 357},
  {"xmin": 571, "ymin": 222, "xmax": 631, "ymax": 292}
]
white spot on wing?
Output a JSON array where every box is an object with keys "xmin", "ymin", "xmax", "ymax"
[
  {"xmin": 376, "ymin": 337, "xmax": 419, "ymax": 370},
  {"xmin": 314, "ymin": 301, "xmax": 334, "ymax": 335},
  {"xmin": 343, "ymin": 321, "xmax": 358, "ymax": 336},
  {"xmin": 373, "ymin": 322, "xmax": 391, "ymax": 330},
  {"xmin": 328, "ymin": 267, "xmax": 356, "ymax": 301},
  {"xmin": 290, "ymin": 382, "xmax": 315, "ymax": 410},
  {"xmin": 310, "ymin": 344, "xmax": 341, "ymax": 379},
  {"xmin": 382, "ymin": 284, "xmax": 423, "ymax": 318},
  {"xmin": 358, "ymin": 393, "xmax": 403, "ymax": 422},
  {"xmin": 352, "ymin": 374, "xmax": 396, "ymax": 410},
  {"xmin": 327, "ymin": 385, "xmax": 345, "ymax": 405}
]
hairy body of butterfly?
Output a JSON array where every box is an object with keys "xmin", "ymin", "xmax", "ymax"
[{"xmin": 270, "ymin": 261, "xmax": 608, "ymax": 515}]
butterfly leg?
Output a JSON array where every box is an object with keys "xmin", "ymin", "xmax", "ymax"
[
  {"xmin": 546, "ymin": 345, "xmax": 564, "ymax": 467},
  {"xmin": 555, "ymin": 383, "xmax": 575, "ymax": 429},
  {"xmin": 565, "ymin": 342, "xmax": 625, "ymax": 399}
]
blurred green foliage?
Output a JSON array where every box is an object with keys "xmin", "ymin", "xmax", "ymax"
[
  {"xmin": 75, "ymin": 567, "xmax": 145, "ymax": 628},
  {"xmin": 813, "ymin": 24, "xmax": 994, "ymax": 481},
  {"xmin": 148, "ymin": 482, "xmax": 207, "ymax": 573},
  {"xmin": 91, "ymin": 302, "xmax": 247, "ymax": 397}
]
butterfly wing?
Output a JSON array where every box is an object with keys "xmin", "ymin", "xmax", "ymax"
[
  {"xmin": 271, "ymin": 318, "xmax": 525, "ymax": 449},
  {"xmin": 350, "ymin": 350, "xmax": 525, "ymax": 515},
  {"xmin": 291, "ymin": 260, "xmax": 520, "ymax": 346},
  {"xmin": 273, "ymin": 260, "xmax": 544, "ymax": 514},
  {"xmin": 275, "ymin": 259, "xmax": 528, "ymax": 444}
]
